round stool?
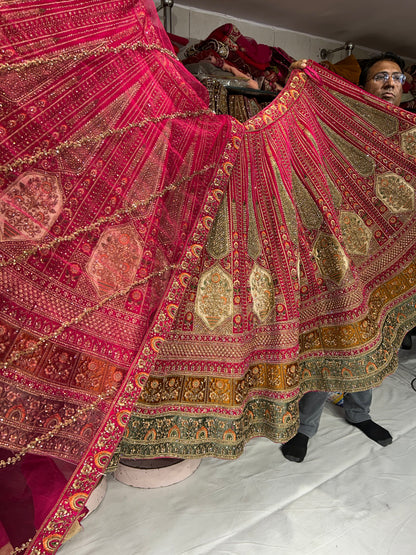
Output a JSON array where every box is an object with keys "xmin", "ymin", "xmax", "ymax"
[
  {"xmin": 114, "ymin": 458, "xmax": 201, "ymax": 488},
  {"xmin": 85, "ymin": 475, "xmax": 108, "ymax": 516}
]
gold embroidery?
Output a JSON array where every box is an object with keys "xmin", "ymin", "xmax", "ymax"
[
  {"xmin": 61, "ymin": 89, "xmax": 136, "ymax": 174},
  {"xmin": 333, "ymin": 91, "xmax": 399, "ymax": 137},
  {"xmin": 206, "ymin": 193, "xmax": 230, "ymax": 259},
  {"xmin": 127, "ymin": 260, "xmax": 416, "ymax": 460},
  {"xmin": 298, "ymin": 125, "xmax": 342, "ymax": 209},
  {"xmin": 138, "ymin": 362, "xmax": 299, "ymax": 408},
  {"xmin": 313, "ymin": 232, "xmax": 349, "ymax": 284},
  {"xmin": 303, "ymin": 126, "xmax": 321, "ymax": 154},
  {"xmin": 267, "ymin": 144, "xmax": 298, "ymax": 245},
  {"xmin": 320, "ymin": 324, "xmax": 358, "ymax": 349},
  {"xmin": 340, "ymin": 211, "xmax": 372, "ymax": 255},
  {"xmin": 10, "ymin": 538, "xmax": 33, "ymax": 554},
  {"xmin": 0, "ymin": 171, "xmax": 63, "ymax": 241},
  {"xmin": 183, "ymin": 376, "xmax": 208, "ymax": 402},
  {"xmin": 201, "ymin": 78, "xmax": 229, "ymax": 115},
  {"xmin": 376, "ymin": 172, "xmax": 414, "ymax": 212},
  {"xmin": 325, "ymin": 172, "xmax": 343, "ymax": 209},
  {"xmin": 320, "ymin": 120, "xmax": 375, "ymax": 177},
  {"xmin": 0, "ymin": 109, "xmax": 212, "ymax": 173},
  {"xmin": 0, "ymin": 387, "xmax": 114, "ymax": 468},
  {"xmin": 401, "ymin": 128, "xmax": 416, "ymax": 157},
  {"xmin": 209, "ymin": 377, "xmax": 232, "ymax": 405},
  {"xmin": 249, "ymin": 263, "xmax": 275, "ymax": 321},
  {"xmin": 247, "ymin": 175, "xmax": 262, "ymax": 261},
  {"xmin": 0, "ymin": 39, "xmax": 178, "ymax": 73},
  {"xmin": 86, "ymin": 224, "xmax": 143, "ymax": 297},
  {"xmin": 0, "ymin": 264, "xmax": 178, "ymax": 371},
  {"xmin": 292, "ymin": 172, "xmax": 323, "ymax": 230},
  {"xmin": 195, "ymin": 264, "xmax": 233, "ymax": 330},
  {"xmin": 0, "ymin": 164, "xmax": 215, "ymax": 269}
]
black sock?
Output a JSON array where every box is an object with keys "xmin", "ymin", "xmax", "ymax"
[
  {"xmin": 348, "ymin": 419, "xmax": 392, "ymax": 446},
  {"xmin": 281, "ymin": 432, "xmax": 309, "ymax": 462}
]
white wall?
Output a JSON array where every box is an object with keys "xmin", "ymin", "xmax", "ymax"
[{"xmin": 154, "ymin": 2, "xmax": 415, "ymax": 67}]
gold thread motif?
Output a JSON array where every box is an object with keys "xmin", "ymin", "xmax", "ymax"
[
  {"xmin": 400, "ymin": 128, "xmax": 416, "ymax": 156},
  {"xmin": 376, "ymin": 172, "xmax": 415, "ymax": 212},
  {"xmin": 249, "ymin": 263, "xmax": 275, "ymax": 321},
  {"xmin": 313, "ymin": 232, "xmax": 349, "ymax": 284},
  {"xmin": 319, "ymin": 120, "xmax": 375, "ymax": 177},
  {"xmin": 247, "ymin": 173, "xmax": 262, "ymax": 261},
  {"xmin": 0, "ymin": 264, "xmax": 178, "ymax": 371},
  {"xmin": 324, "ymin": 172, "xmax": 343, "ymax": 209},
  {"xmin": 0, "ymin": 387, "xmax": 114, "ymax": 468},
  {"xmin": 0, "ymin": 164, "xmax": 215, "ymax": 269},
  {"xmin": 0, "ymin": 171, "xmax": 63, "ymax": 241},
  {"xmin": 339, "ymin": 211, "xmax": 372, "ymax": 256},
  {"xmin": 292, "ymin": 172, "xmax": 323, "ymax": 230},
  {"xmin": 0, "ymin": 109, "xmax": 212, "ymax": 173},
  {"xmin": 333, "ymin": 91, "xmax": 399, "ymax": 137},
  {"xmin": 195, "ymin": 264, "xmax": 233, "ymax": 330},
  {"xmin": 266, "ymin": 145, "xmax": 298, "ymax": 246},
  {"xmin": 205, "ymin": 193, "xmax": 230, "ymax": 259},
  {"xmin": 86, "ymin": 224, "xmax": 143, "ymax": 297},
  {"xmin": 10, "ymin": 539, "xmax": 33, "ymax": 554},
  {"xmin": 0, "ymin": 39, "xmax": 178, "ymax": 73}
]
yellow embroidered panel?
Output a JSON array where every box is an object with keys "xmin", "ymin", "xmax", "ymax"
[
  {"xmin": 401, "ymin": 128, "xmax": 416, "ymax": 156},
  {"xmin": 340, "ymin": 211, "xmax": 372, "ymax": 256},
  {"xmin": 313, "ymin": 232, "xmax": 349, "ymax": 284},
  {"xmin": 333, "ymin": 91, "xmax": 399, "ymax": 137},
  {"xmin": 320, "ymin": 120, "xmax": 375, "ymax": 177},
  {"xmin": 376, "ymin": 172, "xmax": 414, "ymax": 213},
  {"xmin": 206, "ymin": 193, "xmax": 231, "ymax": 260},
  {"xmin": 195, "ymin": 264, "xmax": 233, "ymax": 330},
  {"xmin": 138, "ymin": 362, "xmax": 300, "ymax": 408},
  {"xmin": 249, "ymin": 263, "xmax": 275, "ymax": 322},
  {"xmin": 292, "ymin": 171, "xmax": 323, "ymax": 230}
]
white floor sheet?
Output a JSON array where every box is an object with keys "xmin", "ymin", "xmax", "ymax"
[{"xmin": 60, "ymin": 349, "xmax": 416, "ymax": 555}]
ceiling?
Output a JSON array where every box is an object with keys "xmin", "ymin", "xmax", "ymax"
[{"xmin": 176, "ymin": 0, "xmax": 416, "ymax": 61}]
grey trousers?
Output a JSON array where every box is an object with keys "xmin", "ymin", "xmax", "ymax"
[{"xmin": 298, "ymin": 390, "xmax": 372, "ymax": 438}]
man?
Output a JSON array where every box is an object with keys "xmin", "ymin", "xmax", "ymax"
[
  {"xmin": 282, "ymin": 52, "xmax": 406, "ymax": 463},
  {"xmin": 359, "ymin": 52, "xmax": 405, "ymax": 105}
]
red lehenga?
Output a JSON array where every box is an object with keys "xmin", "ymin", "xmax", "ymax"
[
  {"xmin": 1, "ymin": 1, "xmax": 416, "ymax": 553},
  {"xmin": 122, "ymin": 66, "xmax": 416, "ymax": 461}
]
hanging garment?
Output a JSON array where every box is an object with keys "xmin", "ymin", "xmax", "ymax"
[
  {"xmin": 1, "ymin": 1, "xmax": 416, "ymax": 553},
  {"xmin": 182, "ymin": 23, "xmax": 294, "ymax": 91},
  {"xmin": 320, "ymin": 54, "xmax": 362, "ymax": 84}
]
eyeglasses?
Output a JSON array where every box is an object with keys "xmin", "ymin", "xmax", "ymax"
[{"xmin": 370, "ymin": 72, "xmax": 406, "ymax": 84}]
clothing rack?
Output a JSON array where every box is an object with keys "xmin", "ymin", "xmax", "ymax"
[{"xmin": 320, "ymin": 41, "xmax": 354, "ymax": 59}]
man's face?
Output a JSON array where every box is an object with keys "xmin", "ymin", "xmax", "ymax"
[{"xmin": 364, "ymin": 60, "xmax": 403, "ymax": 106}]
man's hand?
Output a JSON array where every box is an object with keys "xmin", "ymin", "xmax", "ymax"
[
  {"xmin": 285, "ymin": 59, "xmax": 308, "ymax": 83},
  {"xmin": 288, "ymin": 59, "xmax": 308, "ymax": 73}
]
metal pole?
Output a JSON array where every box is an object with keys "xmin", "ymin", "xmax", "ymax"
[
  {"xmin": 320, "ymin": 42, "xmax": 354, "ymax": 60},
  {"xmin": 157, "ymin": 0, "xmax": 174, "ymax": 33}
]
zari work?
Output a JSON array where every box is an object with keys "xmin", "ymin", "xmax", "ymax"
[
  {"xmin": 1, "ymin": 1, "xmax": 416, "ymax": 553},
  {"xmin": 0, "ymin": 1, "xmax": 241, "ymax": 552},
  {"xmin": 121, "ymin": 67, "xmax": 416, "ymax": 461}
]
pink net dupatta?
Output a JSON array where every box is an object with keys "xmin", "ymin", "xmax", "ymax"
[
  {"xmin": 122, "ymin": 63, "xmax": 416, "ymax": 460},
  {"xmin": 0, "ymin": 1, "xmax": 242, "ymax": 552}
]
